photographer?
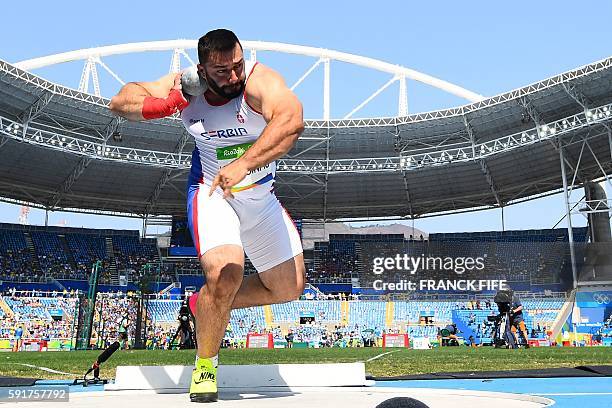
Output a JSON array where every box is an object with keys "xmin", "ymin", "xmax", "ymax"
[
  {"xmin": 285, "ymin": 329, "xmax": 294, "ymax": 348},
  {"xmin": 439, "ymin": 324, "xmax": 460, "ymax": 346},
  {"xmin": 117, "ymin": 316, "xmax": 129, "ymax": 350},
  {"xmin": 173, "ymin": 299, "xmax": 196, "ymax": 349},
  {"xmin": 509, "ymin": 294, "xmax": 530, "ymax": 348},
  {"xmin": 491, "ymin": 289, "xmax": 516, "ymax": 348}
]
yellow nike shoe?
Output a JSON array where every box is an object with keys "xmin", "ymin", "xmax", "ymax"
[{"xmin": 190, "ymin": 358, "xmax": 218, "ymax": 403}]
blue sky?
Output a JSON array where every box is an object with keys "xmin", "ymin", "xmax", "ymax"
[{"xmin": 0, "ymin": 0, "xmax": 610, "ymax": 234}]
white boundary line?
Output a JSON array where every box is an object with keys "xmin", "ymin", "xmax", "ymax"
[
  {"xmin": 9, "ymin": 363, "xmax": 77, "ymax": 376},
  {"xmin": 365, "ymin": 350, "xmax": 401, "ymax": 362}
]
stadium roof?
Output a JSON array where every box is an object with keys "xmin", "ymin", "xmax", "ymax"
[{"xmin": 0, "ymin": 56, "xmax": 611, "ymax": 220}]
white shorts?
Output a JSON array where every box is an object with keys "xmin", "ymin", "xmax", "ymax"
[{"xmin": 187, "ymin": 185, "xmax": 303, "ymax": 272}]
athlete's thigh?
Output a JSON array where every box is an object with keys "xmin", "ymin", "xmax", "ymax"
[
  {"xmin": 257, "ymin": 253, "xmax": 305, "ymax": 295},
  {"xmin": 239, "ymin": 193, "xmax": 303, "ymax": 273},
  {"xmin": 199, "ymin": 244, "xmax": 245, "ymax": 287},
  {"xmin": 187, "ymin": 185, "xmax": 242, "ymax": 259}
]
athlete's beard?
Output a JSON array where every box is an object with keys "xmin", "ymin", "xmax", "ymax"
[{"xmin": 206, "ymin": 76, "xmax": 245, "ymax": 100}]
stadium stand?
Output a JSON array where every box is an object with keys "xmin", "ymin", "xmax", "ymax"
[
  {"xmin": 0, "ymin": 222, "xmax": 593, "ymax": 349},
  {"xmin": 0, "ymin": 291, "xmax": 77, "ymax": 348},
  {"xmin": 30, "ymin": 231, "xmax": 73, "ymax": 280},
  {"xmin": 271, "ymin": 300, "xmax": 342, "ymax": 323},
  {"xmin": 0, "ymin": 289, "xmax": 570, "ymax": 348},
  {"xmin": 348, "ymin": 300, "xmax": 387, "ymax": 331},
  {"xmin": 148, "ymin": 299, "xmax": 182, "ymax": 323},
  {"xmin": 227, "ymin": 307, "xmax": 267, "ymax": 340},
  {"xmin": 0, "ymin": 224, "xmax": 166, "ymax": 287},
  {"xmin": 0, "ymin": 228, "xmax": 37, "ymax": 282}
]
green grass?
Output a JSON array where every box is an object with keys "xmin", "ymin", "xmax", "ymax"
[{"xmin": 0, "ymin": 347, "xmax": 610, "ymax": 380}]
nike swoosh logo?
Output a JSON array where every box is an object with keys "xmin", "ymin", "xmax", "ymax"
[{"xmin": 194, "ymin": 372, "xmax": 216, "ymax": 384}]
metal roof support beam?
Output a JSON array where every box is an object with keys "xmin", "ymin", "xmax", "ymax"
[
  {"xmin": 167, "ymin": 169, "xmax": 189, "ymax": 182},
  {"xmin": 0, "ymin": 193, "xmax": 164, "ymax": 218},
  {"xmin": 344, "ymin": 75, "xmax": 398, "ymax": 119},
  {"xmin": 608, "ymin": 126, "xmax": 612, "ymax": 162},
  {"xmin": 90, "ymin": 59, "xmax": 101, "ymax": 97},
  {"xmin": 144, "ymin": 169, "xmax": 172, "ymax": 215},
  {"xmin": 78, "ymin": 58, "xmax": 92, "ymax": 93},
  {"xmin": 562, "ymin": 83, "xmax": 589, "ymax": 112},
  {"xmin": 479, "ymin": 159, "xmax": 502, "ymax": 207},
  {"xmin": 322, "ymin": 171, "xmax": 329, "ymax": 222},
  {"xmin": 401, "ymin": 171, "xmax": 414, "ymax": 218},
  {"xmin": 9, "ymin": 56, "xmax": 612, "ymax": 126},
  {"xmin": 463, "ymin": 115, "xmax": 477, "ymax": 159},
  {"xmin": 95, "ymin": 57, "xmax": 125, "ymax": 86},
  {"xmin": 169, "ymin": 48, "xmax": 182, "ymax": 73},
  {"xmin": 0, "ymin": 180, "xmax": 47, "ymax": 206},
  {"xmin": 19, "ymin": 91, "xmax": 54, "ymax": 138},
  {"xmin": 571, "ymin": 198, "xmax": 612, "ymax": 215},
  {"xmin": 304, "ymin": 174, "xmax": 325, "ymax": 186},
  {"xmin": 506, "ymin": 180, "xmax": 562, "ymax": 202},
  {"xmin": 166, "ymin": 182, "xmax": 187, "ymax": 200},
  {"xmin": 322, "ymin": 127, "xmax": 330, "ymax": 221},
  {"xmin": 464, "ymin": 115, "xmax": 502, "ymax": 206},
  {"xmin": 567, "ymin": 136, "xmax": 588, "ymax": 196},
  {"xmin": 145, "ymin": 130, "xmax": 191, "ymax": 215},
  {"xmin": 280, "ymin": 182, "xmax": 303, "ymax": 199},
  {"xmin": 518, "ymin": 97, "xmax": 544, "ymax": 137},
  {"xmin": 281, "ymin": 174, "xmax": 325, "ymax": 188},
  {"xmin": 287, "ymin": 137, "xmax": 329, "ymax": 159},
  {"xmin": 173, "ymin": 129, "xmax": 191, "ymax": 156},
  {"xmin": 0, "ymin": 134, "xmax": 9, "ymax": 150},
  {"xmin": 49, "ymin": 116, "xmax": 123, "ymax": 208},
  {"xmin": 323, "ymin": 58, "xmax": 330, "ymax": 121},
  {"xmin": 581, "ymin": 133, "xmax": 612, "ymax": 192},
  {"xmin": 15, "ymin": 40, "xmax": 485, "ymax": 102},
  {"xmin": 290, "ymin": 58, "xmax": 323, "ymax": 91},
  {"xmin": 0, "ymin": 121, "xmax": 17, "ymax": 149},
  {"xmin": 49, "ymin": 156, "xmax": 89, "ymax": 208},
  {"xmin": 519, "ymin": 96, "xmax": 585, "ymax": 185},
  {"xmin": 98, "ymin": 116, "xmax": 124, "ymax": 160},
  {"xmin": 559, "ymin": 86, "xmax": 612, "ymax": 191},
  {"xmin": 282, "ymin": 184, "xmax": 325, "ymax": 206},
  {"xmin": 398, "ymin": 76, "xmax": 408, "ymax": 117},
  {"xmin": 78, "ymin": 57, "xmax": 101, "ymax": 96},
  {"xmin": 396, "ymin": 126, "xmax": 414, "ymax": 218},
  {"xmin": 559, "ymin": 145, "xmax": 579, "ymax": 289},
  {"xmin": 1, "ymin": 100, "xmax": 609, "ymax": 175},
  {"xmin": 561, "ymin": 82, "xmax": 611, "ymax": 174}
]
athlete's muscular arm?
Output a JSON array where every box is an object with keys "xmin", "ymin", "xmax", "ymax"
[
  {"xmin": 239, "ymin": 66, "xmax": 304, "ymax": 171},
  {"xmin": 109, "ymin": 73, "xmax": 188, "ymax": 121},
  {"xmin": 209, "ymin": 65, "xmax": 304, "ymax": 198}
]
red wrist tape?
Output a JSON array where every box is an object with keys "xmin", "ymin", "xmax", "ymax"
[{"xmin": 141, "ymin": 89, "xmax": 189, "ymax": 119}]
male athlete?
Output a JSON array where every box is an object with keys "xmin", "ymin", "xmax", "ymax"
[{"xmin": 109, "ymin": 29, "xmax": 305, "ymax": 402}]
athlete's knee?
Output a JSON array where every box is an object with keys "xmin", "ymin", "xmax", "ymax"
[
  {"xmin": 284, "ymin": 262, "xmax": 306, "ymax": 301},
  {"xmin": 293, "ymin": 263, "xmax": 306, "ymax": 298},
  {"xmin": 202, "ymin": 264, "xmax": 243, "ymax": 303}
]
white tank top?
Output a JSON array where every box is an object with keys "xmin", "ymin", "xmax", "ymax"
[{"xmin": 181, "ymin": 61, "xmax": 273, "ymax": 199}]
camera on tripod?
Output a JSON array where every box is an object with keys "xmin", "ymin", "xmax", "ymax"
[
  {"xmin": 178, "ymin": 300, "xmax": 190, "ymax": 323},
  {"xmin": 494, "ymin": 290, "xmax": 513, "ymax": 313},
  {"xmin": 490, "ymin": 289, "xmax": 518, "ymax": 348},
  {"xmin": 487, "ymin": 290, "xmax": 513, "ymax": 324},
  {"xmin": 170, "ymin": 299, "xmax": 196, "ymax": 349}
]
